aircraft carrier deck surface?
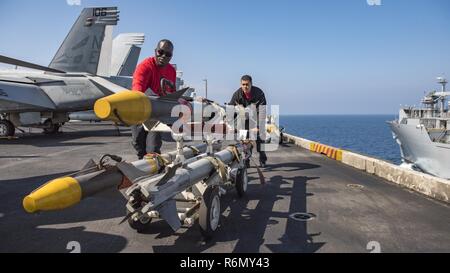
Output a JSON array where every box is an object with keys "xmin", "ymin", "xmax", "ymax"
[{"xmin": 1, "ymin": 122, "xmax": 449, "ymax": 253}]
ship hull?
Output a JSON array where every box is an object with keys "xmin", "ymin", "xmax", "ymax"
[{"xmin": 388, "ymin": 121, "xmax": 450, "ymax": 179}]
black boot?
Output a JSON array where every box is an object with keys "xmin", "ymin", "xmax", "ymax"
[{"xmin": 259, "ymin": 160, "xmax": 266, "ymax": 168}]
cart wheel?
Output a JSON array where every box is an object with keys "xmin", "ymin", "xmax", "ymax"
[
  {"xmin": 199, "ymin": 186, "xmax": 221, "ymax": 239},
  {"xmin": 128, "ymin": 213, "xmax": 152, "ymax": 232},
  {"xmin": 235, "ymin": 168, "xmax": 248, "ymax": 197}
]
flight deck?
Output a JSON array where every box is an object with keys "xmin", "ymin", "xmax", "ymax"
[{"xmin": 1, "ymin": 122, "xmax": 449, "ymax": 253}]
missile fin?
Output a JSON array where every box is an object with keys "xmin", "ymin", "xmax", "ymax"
[
  {"xmin": 155, "ymin": 162, "xmax": 181, "ymax": 186},
  {"xmin": 160, "ymin": 87, "xmax": 190, "ymax": 101},
  {"xmin": 157, "ymin": 200, "xmax": 181, "ymax": 231},
  {"xmin": 117, "ymin": 161, "xmax": 149, "ymax": 182},
  {"xmin": 81, "ymin": 159, "xmax": 98, "ymax": 170}
]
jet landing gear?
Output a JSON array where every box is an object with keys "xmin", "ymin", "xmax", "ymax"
[
  {"xmin": 0, "ymin": 119, "xmax": 15, "ymax": 137},
  {"xmin": 42, "ymin": 119, "xmax": 61, "ymax": 135}
]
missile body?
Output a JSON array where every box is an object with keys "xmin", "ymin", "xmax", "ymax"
[{"xmin": 23, "ymin": 143, "xmax": 217, "ymax": 213}]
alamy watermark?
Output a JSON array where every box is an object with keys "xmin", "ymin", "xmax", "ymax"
[
  {"xmin": 367, "ymin": 0, "xmax": 382, "ymax": 6},
  {"xmin": 169, "ymin": 102, "xmax": 281, "ymax": 152},
  {"xmin": 367, "ymin": 241, "xmax": 381, "ymax": 253},
  {"xmin": 67, "ymin": 241, "xmax": 81, "ymax": 253},
  {"xmin": 66, "ymin": 0, "xmax": 81, "ymax": 6}
]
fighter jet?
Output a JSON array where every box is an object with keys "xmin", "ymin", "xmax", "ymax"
[{"xmin": 0, "ymin": 7, "xmax": 144, "ymax": 137}]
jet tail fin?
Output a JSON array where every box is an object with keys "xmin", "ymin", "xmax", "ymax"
[
  {"xmin": 111, "ymin": 33, "xmax": 145, "ymax": 77},
  {"xmin": 48, "ymin": 7, "xmax": 119, "ymax": 75}
]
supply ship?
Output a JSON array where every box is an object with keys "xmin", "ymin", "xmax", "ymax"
[{"xmin": 388, "ymin": 77, "xmax": 450, "ymax": 179}]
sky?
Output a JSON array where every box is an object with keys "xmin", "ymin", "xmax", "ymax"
[{"xmin": 0, "ymin": 0, "xmax": 449, "ymax": 114}]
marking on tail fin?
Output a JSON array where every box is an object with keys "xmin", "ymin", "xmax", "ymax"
[{"xmin": 72, "ymin": 36, "xmax": 89, "ymax": 51}]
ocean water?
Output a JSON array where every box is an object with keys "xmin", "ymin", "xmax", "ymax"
[{"xmin": 280, "ymin": 115, "xmax": 402, "ymax": 164}]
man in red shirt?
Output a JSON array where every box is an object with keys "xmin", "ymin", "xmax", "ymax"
[{"xmin": 131, "ymin": 39, "xmax": 176, "ymax": 159}]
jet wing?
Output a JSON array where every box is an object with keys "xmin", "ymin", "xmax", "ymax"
[
  {"xmin": 0, "ymin": 80, "xmax": 56, "ymax": 112},
  {"xmin": 0, "ymin": 75, "xmax": 36, "ymax": 85}
]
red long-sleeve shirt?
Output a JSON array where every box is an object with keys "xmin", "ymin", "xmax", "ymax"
[{"xmin": 132, "ymin": 57, "xmax": 176, "ymax": 96}]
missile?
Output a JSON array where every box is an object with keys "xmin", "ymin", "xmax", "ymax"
[
  {"xmin": 124, "ymin": 143, "xmax": 247, "ymax": 231},
  {"xmin": 23, "ymin": 143, "xmax": 219, "ymax": 213}
]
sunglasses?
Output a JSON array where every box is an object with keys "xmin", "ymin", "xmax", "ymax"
[{"xmin": 156, "ymin": 49, "xmax": 173, "ymax": 58}]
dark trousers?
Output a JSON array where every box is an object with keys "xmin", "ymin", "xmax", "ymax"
[
  {"xmin": 131, "ymin": 125, "xmax": 162, "ymax": 159},
  {"xmin": 246, "ymin": 129, "xmax": 267, "ymax": 164},
  {"xmin": 255, "ymin": 135, "xmax": 267, "ymax": 163}
]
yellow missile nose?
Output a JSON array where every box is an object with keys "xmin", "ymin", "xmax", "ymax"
[
  {"xmin": 23, "ymin": 177, "xmax": 82, "ymax": 213},
  {"xmin": 94, "ymin": 90, "xmax": 152, "ymax": 125}
]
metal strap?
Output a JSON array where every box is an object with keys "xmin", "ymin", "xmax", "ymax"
[
  {"xmin": 145, "ymin": 153, "xmax": 170, "ymax": 168},
  {"xmin": 226, "ymin": 145, "xmax": 241, "ymax": 162},
  {"xmin": 205, "ymin": 156, "xmax": 227, "ymax": 183},
  {"xmin": 113, "ymin": 109, "xmax": 129, "ymax": 127},
  {"xmin": 184, "ymin": 145, "xmax": 200, "ymax": 155}
]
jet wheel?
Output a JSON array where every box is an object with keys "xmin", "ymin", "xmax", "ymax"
[
  {"xmin": 0, "ymin": 120, "xmax": 15, "ymax": 137},
  {"xmin": 43, "ymin": 119, "xmax": 60, "ymax": 134}
]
